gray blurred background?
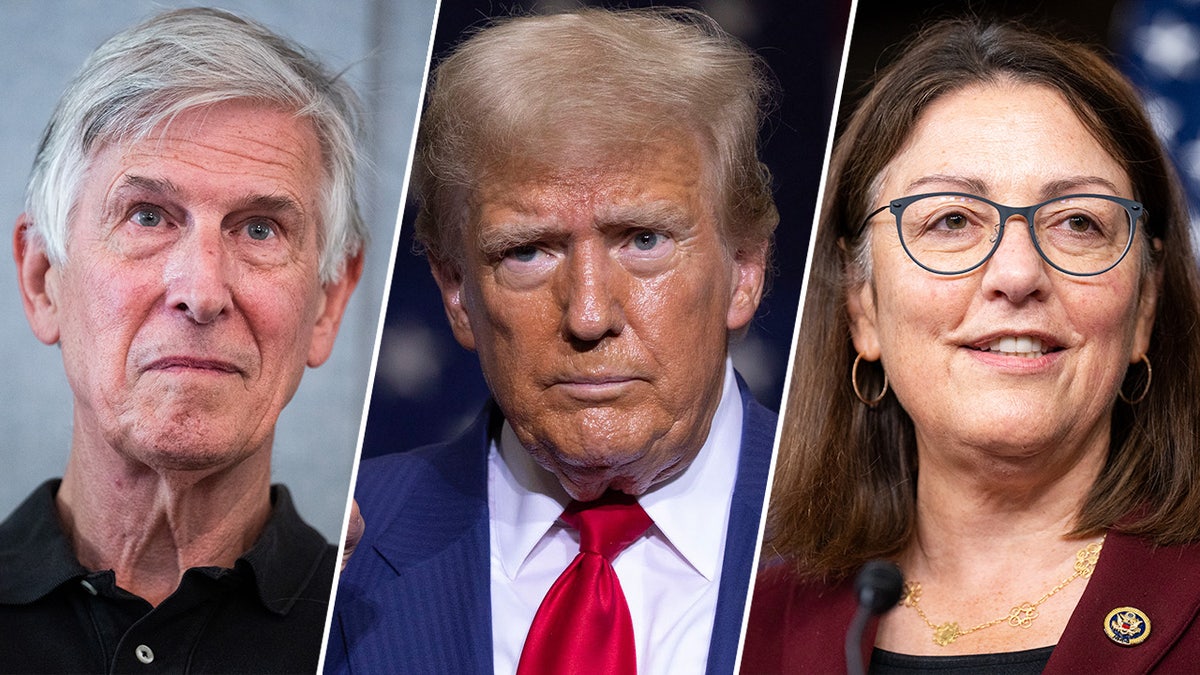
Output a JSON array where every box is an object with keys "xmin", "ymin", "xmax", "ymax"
[{"xmin": 0, "ymin": 0, "xmax": 438, "ymax": 541}]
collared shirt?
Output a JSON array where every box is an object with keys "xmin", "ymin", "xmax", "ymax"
[
  {"xmin": 0, "ymin": 479, "xmax": 335, "ymax": 674},
  {"xmin": 489, "ymin": 358, "xmax": 744, "ymax": 674}
]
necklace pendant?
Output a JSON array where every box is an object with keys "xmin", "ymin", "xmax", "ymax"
[
  {"xmin": 1008, "ymin": 601, "xmax": 1040, "ymax": 628},
  {"xmin": 933, "ymin": 622, "xmax": 961, "ymax": 646},
  {"xmin": 901, "ymin": 581, "xmax": 921, "ymax": 607}
]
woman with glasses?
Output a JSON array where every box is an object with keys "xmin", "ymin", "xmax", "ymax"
[{"xmin": 744, "ymin": 18, "xmax": 1200, "ymax": 673}]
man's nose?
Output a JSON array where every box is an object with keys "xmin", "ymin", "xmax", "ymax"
[
  {"xmin": 163, "ymin": 226, "xmax": 234, "ymax": 324},
  {"xmin": 560, "ymin": 243, "xmax": 625, "ymax": 342},
  {"xmin": 980, "ymin": 216, "xmax": 1050, "ymax": 303}
]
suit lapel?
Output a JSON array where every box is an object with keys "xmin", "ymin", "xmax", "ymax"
[
  {"xmin": 344, "ymin": 404, "xmax": 500, "ymax": 673},
  {"xmin": 706, "ymin": 376, "xmax": 777, "ymax": 675},
  {"xmin": 1046, "ymin": 530, "xmax": 1200, "ymax": 673}
]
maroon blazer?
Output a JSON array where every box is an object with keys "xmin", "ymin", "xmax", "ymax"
[{"xmin": 742, "ymin": 530, "xmax": 1200, "ymax": 673}]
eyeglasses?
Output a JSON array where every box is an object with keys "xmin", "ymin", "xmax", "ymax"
[{"xmin": 857, "ymin": 192, "xmax": 1147, "ymax": 276}]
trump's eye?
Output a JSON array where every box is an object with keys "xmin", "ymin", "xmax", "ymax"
[
  {"xmin": 244, "ymin": 219, "xmax": 277, "ymax": 241},
  {"xmin": 622, "ymin": 229, "xmax": 673, "ymax": 257},
  {"xmin": 632, "ymin": 231, "xmax": 665, "ymax": 251},
  {"xmin": 506, "ymin": 245, "xmax": 541, "ymax": 263},
  {"xmin": 131, "ymin": 207, "xmax": 164, "ymax": 228}
]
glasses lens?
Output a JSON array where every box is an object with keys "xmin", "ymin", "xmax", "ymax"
[
  {"xmin": 896, "ymin": 194, "xmax": 1136, "ymax": 275},
  {"xmin": 896, "ymin": 194, "xmax": 998, "ymax": 274},
  {"xmin": 1033, "ymin": 196, "xmax": 1133, "ymax": 275}
]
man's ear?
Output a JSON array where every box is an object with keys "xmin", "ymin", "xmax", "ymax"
[
  {"xmin": 429, "ymin": 255, "xmax": 476, "ymax": 351},
  {"xmin": 307, "ymin": 251, "xmax": 364, "ymax": 368},
  {"xmin": 14, "ymin": 215, "xmax": 61, "ymax": 346},
  {"xmin": 726, "ymin": 240, "xmax": 768, "ymax": 332}
]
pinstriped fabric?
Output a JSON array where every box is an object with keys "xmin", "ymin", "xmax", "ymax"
[
  {"xmin": 327, "ymin": 405, "xmax": 499, "ymax": 674},
  {"xmin": 328, "ymin": 375, "xmax": 777, "ymax": 675}
]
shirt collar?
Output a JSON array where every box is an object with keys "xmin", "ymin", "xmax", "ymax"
[
  {"xmin": 0, "ymin": 479, "xmax": 331, "ymax": 616},
  {"xmin": 0, "ymin": 479, "xmax": 87, "ymax": 604},
  {"xmin": 490, "ymin": 358, "xmax": 743, "ymax": 582},
  {"xmin": 238, "ymin": 484, "xmax": 333, "ymax": 615}
]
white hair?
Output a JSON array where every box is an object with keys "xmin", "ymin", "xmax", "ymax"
[{"xmin": 24, "ymin": 7, "xmax": 365, "ymax": 283}]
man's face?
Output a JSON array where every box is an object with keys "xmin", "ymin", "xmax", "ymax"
[
  {"xmin": 433, "ymin": 137, "xmax": 765, "ymax": 500},
  {"xmin": 15, "ymin": 100, "xmax": 360, "ymax": 473}
]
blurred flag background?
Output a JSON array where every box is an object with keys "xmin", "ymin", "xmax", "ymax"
[
  {"xmin": 1117, "ymin": 0, "xmax": 1200, "ymax": 240},
  {"xmin": 361, "ymin": 0, "xmax": 852, "ymax": 458}
]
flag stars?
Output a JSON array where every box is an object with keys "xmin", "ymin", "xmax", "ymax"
[{"xmin": 1136, "ymin": 14, "xmax": 1200, "ymax": 79}]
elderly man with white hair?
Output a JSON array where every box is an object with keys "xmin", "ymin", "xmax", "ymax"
[{"xmin": 0, "ymin": 8, "xmax": 364, "ymax": 672}]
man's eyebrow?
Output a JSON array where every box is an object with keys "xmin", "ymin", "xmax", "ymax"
[
  {"xmin": 596, "ymin": 200, "xmax": 694, "ymax": 230},
  {"xmin": 239, "ymin": 194, "xmax": 305, "ymax": 216},
  {"xmin": 476, "ymin": 220, "xmax": 559, "ymax": 256},
  {"xmin": 116, "ymin": 174, "xmax": 182, "ymax": 198},
  {"xmin": 116, "ymin": 174, "xmax": 304, "ymax": 216}
]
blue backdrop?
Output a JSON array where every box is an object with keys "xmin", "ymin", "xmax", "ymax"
[{"xmin": 361, "ymin": 0, "xmax": 853, "ymax": 457}]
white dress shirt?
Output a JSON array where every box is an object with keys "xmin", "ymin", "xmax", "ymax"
[{"xmin": 488, "ymin": 358, "xmax": 744, "ymax": 674}]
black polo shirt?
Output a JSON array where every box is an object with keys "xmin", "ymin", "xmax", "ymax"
[{"xmin": 0, "ymin": 480, "xmax": 336, "ymax": 673}]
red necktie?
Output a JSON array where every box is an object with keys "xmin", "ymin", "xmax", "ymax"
[{"xmin": 516, "ymin": 491, "xmax": 653, "ymax": 675}]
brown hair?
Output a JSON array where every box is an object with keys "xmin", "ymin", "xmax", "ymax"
[
  {"xmin": 769, "ymin": 18, "xmax": 1200, "ymax": 580},
  {"xmin": 410, "ymin": 6, "xmax": 778, "ymax": 268}
]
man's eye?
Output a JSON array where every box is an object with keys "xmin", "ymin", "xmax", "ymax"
[
  {"xmin": 632, "ymin": 231, "xmax": 663, "ymax": 251},
  {"xmin": 132, "ymin": 208, "xmax": 163, "ymax": 227},
  {"xmin": 506, "ymin": 245, "xmax": 539, "ymax": 262},
  {"xmin": 245, "ymin": 220, "xmax": 276, "ymax": 241}
]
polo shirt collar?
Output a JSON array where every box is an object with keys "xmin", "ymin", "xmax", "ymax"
[
  {"xmin": 0, "ymin": 479, "xmax": 328, "ymax": 616},
  {"xmin": 0, "ymin": 480, "xmax": 86, "ymax": 604}
]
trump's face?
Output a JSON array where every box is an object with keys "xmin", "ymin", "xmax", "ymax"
[
  {"xmin": 433, "ymin": 136, "xmax": 766, "ymax": 500},
  {"xmin": 15, "ymin": 100, "xmax": 360, "ymax": 473}
]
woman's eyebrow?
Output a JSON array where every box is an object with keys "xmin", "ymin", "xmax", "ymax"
[
  {"xmin": 1038, "ymin": 176, "xmax": 1123, "ymax": 200},
  {"xmin": 903, "ymin": 174, "xmax": 989, "ymax": 195}
]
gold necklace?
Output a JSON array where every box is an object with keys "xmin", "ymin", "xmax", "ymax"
[{"xmin": 900, "ymin": 537, "xmax": 1104, "ymax": 647}]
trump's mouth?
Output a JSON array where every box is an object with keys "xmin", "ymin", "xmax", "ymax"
[{"xmin": 551, "ymin": 375, "xmax": 644, "ymax": 402}]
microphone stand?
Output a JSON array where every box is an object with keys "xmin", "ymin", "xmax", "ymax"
[{"xmin": 846, "ymin": 560, "xmax": 904, "ymax": 675}]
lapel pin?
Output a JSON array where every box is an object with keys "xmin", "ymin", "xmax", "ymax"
[{"xmin": 1104, "ymin": 607, "xmax": 1151, "ymax": 646}]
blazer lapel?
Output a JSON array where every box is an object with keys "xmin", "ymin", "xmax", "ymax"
[
  {"xmin": 706, "ymin": 375, "xmax": 778, "ymax": 675},
  {"xmin": 1046, "ymin": 530, "xmax": 1200, "ymax": 673},
  {"xmin": 340, "ymin": 404, "xmax": 500, "ymax": 673}
]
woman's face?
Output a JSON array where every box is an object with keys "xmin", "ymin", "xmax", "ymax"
[{"xmin": 849, "ymin": 81, "xmax": 1159, "ymax": 458}]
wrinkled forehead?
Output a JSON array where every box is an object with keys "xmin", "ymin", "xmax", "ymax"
[
  {"xmin": 468, "ymin": 124, "xmax": 720, "ymax": 221},
  {"xmin": 81, "ymin": 100, "xmax": 328, "ymax": 180},
  {"xmin": 75, "ymin": 102, "xmax": 328, "ymax": 226}
]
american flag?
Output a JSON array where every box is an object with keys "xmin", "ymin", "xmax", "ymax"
[{"xmin": 1118, "ymin": 0, "xmax": 1200, "ymax": 245}]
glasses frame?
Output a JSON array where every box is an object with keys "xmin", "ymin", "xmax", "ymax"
[{"xmin": 857, "ymin": 191, "xmax": 1147, "ymax": 277}]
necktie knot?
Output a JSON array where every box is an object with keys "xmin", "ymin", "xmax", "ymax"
[
  {"xmin": 562, "ymin": 491, "xmax": 652, "ymax": 561},
  {"xmin": 516, "ymin": 490, "xmax": 652, "ymax": 675}
]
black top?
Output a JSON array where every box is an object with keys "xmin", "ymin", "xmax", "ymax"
[
  {"xmin": 871, "ymin": 645, "xmax": 1055, "ymax": 674},
  {"xmin": 0, "ymin": 480, "xmax": 335, "ymax": 673}
]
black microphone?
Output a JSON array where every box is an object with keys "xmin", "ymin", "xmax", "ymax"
[{"xmin": 845, "ymin": 560, "xmax": 904, "ymax": 675}]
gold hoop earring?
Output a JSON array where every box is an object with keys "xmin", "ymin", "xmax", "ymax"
[
  {"xmin": 1118, "ymin": 354, "xmax": 1152, "ymax": 405},
  {"xmin": 852, "ymin": 352, "xmax": 888, "ymax": 407}
]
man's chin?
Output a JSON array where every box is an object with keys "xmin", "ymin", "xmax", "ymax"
[
  {"xmin": 556, "ymin": 474, "xmax": 648, "ymax": 502},
  {"xmin": 541, "ymin": 451, "xmax": 689, "ymax": 502},
  {"xmin": 113, "ymin": 432, "xmax": 262, "ymax": 475}
]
